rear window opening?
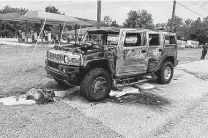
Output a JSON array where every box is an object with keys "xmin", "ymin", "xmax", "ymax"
[
  {"xmin": 165, "ymin": 36, "xmax": 176, "ymax": 44},
  {"xmin": 149, "ymin": 34, "xmax": 160, "ymax": 46}
]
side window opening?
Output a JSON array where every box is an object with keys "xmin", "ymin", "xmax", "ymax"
[
  {"xmin": 124, "ymin": 33, "xmax": 146, "ymax": 47},
  {"xmin": 165, "ymin": 35, "xmax": 176, "ymax": 44},
  {"xmin": 149, "ymin": 34, "xmax": 160, "ymax": 46},
  {"xmin": 107, "ymin": 34, "xmax": 119, "ymax": 45},
  {"xmin": 170, "ymin": 36, "xmax": 176, "ymax": 44}
]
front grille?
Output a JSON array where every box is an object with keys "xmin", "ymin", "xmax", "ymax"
[
  {"xmin": 47, "ymin": 52, "xmax": 64, "ymax": 62},
  {"xmin": 48, "ymin": 61, "xmax": 59, "ymax": 69}
]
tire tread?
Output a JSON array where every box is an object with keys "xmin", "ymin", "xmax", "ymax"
[{"xmin": 80, "ymin": 68, "xmax": 111, "ymax": 101}]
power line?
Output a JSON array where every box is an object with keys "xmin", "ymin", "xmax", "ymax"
[
  {"xmin": 190, "ymin": 0, "xmax": 208, "ymax": 10},
  {"xmin": 191, "ymin": 0, "xmax": 198, "ymax": 5},
  {"xmin": 176, "ymin": 1, "xmax": 205, "ymax": 18}
]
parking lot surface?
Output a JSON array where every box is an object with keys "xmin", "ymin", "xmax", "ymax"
[{"xmin": 0, "ymin": 45, "xmax": 207, "ymax": 138}]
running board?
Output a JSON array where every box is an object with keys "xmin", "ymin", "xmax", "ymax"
[{"xmin": 115, "ymin": 79, "xmax": 148, "ymax": 88}]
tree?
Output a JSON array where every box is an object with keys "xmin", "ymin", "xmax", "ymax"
[
  {"xmin": 102, "ymin": 16, "xmax": 112, "ymax": 27},
  {"xmin": 0, "ymin": 5, "xmax": 27, "ymax": 14},
  {"xmin": 123, "ymin": 10, "xmax": 138, "ymax": 28},
  {"xmin": 185, "ymin": 19, "xmax": 194, "ymax": 26},
  {"xmin": 167, "ymin": 15, "xmax": 183, "ymax": 32},
  {"xmin": 177, "ymin": 19, "xmax": 194, "ymax": 40},
  {"xmin": 123, "ymin": 10, "xmax": 153, "ymax": 29},
  {"xmin": 45, "ymin": 6, "xmax": 64, "ymax": 14},
  {"xmin": 111, "ymin": 20, "xmax": 119, "ymax": 27},
  {"xmin": 155, "ymin": 23, "xmax": 167, "ymax": 30},
  {"xmin": 189, "ymin": 17, "xmax": 207, "ymax": 43},
  {"xmin": 138, "ymin": 10, "xmax": 153, "ymax": 28},
  {"xmin": 172, "ymin": 17, "xmax": 208, "ymax": 44},
  {"xmin": 0, "ymin": 5, "xmax": 27, "ymax": 37}
]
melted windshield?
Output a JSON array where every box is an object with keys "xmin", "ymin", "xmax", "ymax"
[{"xmin": 82, "ymin": 31, "xmax": 119, "ymax": 46}]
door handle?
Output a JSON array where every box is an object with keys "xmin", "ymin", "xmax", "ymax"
[
  {"xmin": 159, "ymin": 49, "xmax": 163, "ymax": 52},
  {"xmin": 141, "ymin": 49, "xmax": 147, "ymax": 53},
  {"xmin": 123, "ymin": 50, "xmax": 127, "ymax": 59}
]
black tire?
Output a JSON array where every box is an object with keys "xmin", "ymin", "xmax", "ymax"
[
  {"xmin": 80, "ymin": 68, "xmax": 112, "ymax": 102},
  {"xmin": 156, "ymin": 61, "xmax": 174, "ymax": 84}
]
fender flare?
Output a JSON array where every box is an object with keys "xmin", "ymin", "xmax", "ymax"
[{"xmin": 153, "ymin": 56, "xmax": 175, "ymax": 72}]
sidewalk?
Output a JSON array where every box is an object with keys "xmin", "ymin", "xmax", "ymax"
[{"xmin": 177, "ymin": 59, "xmax": 208, "ymax": 80}]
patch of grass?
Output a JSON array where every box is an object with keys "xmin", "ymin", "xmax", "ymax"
[{"xmin": 0, "ymin": 46, "xmax": 52, "ymax": 97}]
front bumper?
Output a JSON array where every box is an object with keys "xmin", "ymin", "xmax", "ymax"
[
  {"xmin": 45, "ymin": 59, "xmax": 80, "ymax": 84},
  {"xmin": 45, "ymin": 66, "xmax": 69, "ymax": 80}
]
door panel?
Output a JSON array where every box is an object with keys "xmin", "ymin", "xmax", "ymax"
[
  {"xmin": 123, "ymin": 46, "xmax": 148, "ymax": 72},
  {"xmin": 147, "ymin": 33, "xmax": 163, "ymax": 72},
  {"xmin": 147, "ymin": 47, "xmax": 163, "ymax": 72},
  {"xmin": 116, "ymin": 31, "xmax": 149, "ymax": 77}
]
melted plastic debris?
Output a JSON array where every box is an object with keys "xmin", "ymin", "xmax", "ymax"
[
  {"xmin": 109, "ymin": 87, "xmax": 140, "ymax": 98},
  {"xmin": 133, "ymin": 83, "xmax": 155, "ymax": 90},
  {"xmin": 0, "ymin": 96, "xmax": 36, "ymax": 106},
  {"xmin": 0, "ymin": 88, "xmax": 55, "ymax": 106}
]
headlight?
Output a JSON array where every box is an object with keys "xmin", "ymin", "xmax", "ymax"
[
  {"xmin": 64, "ymin": 56, "xmax": 79, "ymax": 64},
  {"xmin": 64, "ymin": 56, "xmax": 69, "ymax": 63},
  {"xmin": 71, "ymin": 58, "xmax": 78, "ymax": 63}
]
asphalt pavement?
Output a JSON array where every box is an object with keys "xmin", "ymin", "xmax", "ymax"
[
  {"xmin": 0, "ymin": 102, "xmax": 122, "ymax": 138},
  {"xmin": 63, "ymin": 60, "xmax": 208, "ymax": 138},
  {"xmin": 1, "ymin": 46, "xmax": 208, "ymax": 138}
]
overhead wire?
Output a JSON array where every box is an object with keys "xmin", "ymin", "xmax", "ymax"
[
  {"xmin": 191, "ymin": 0, "xmax": 198, "ymax": 5},
  {"xmin": 190, "ymin": 0, "xmax": 208, "ymax": 10},
  {"xmin": 176, "ymin": 1, "xmax": 206, "ymax": 18}
]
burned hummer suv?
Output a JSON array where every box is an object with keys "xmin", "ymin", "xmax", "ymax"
[{"xmin": 45, "ymin": 28, "xmax": 178, "ymax": 101}]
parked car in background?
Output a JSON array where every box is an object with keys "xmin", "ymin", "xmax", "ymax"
[
  {"xmin": 177, "ymin": 40, "xmax": 186, "ymax": 49},
  {"xmin": 186, "ymin": 40, "xmax": 199, "ymax": 48}
]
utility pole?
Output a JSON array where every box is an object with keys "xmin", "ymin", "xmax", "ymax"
[
  {"xmin": 25, "ymin": 21, "xmax": 28, "ymax": 43},
  {"xmin": 75, "ymin": 24, "xmax": 77, "ymax": 45},
  {"xmin": 170, "ymin": 0, "xmax": 176, "ymax": 32},
  {"xmin": 97, "ymin": 0, "xmax": 101, "ymax": 29},
  {"xmin": 40, "ymin": 20, "xmax": 44, "ymax": 43}
]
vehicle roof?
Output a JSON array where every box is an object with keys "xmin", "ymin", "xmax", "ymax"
[
  {"xmin": 120, "ymin": 28, "xmax": 176, "ymax": 35},
  {"xmin": 88, "ymin": 28, "xmax": 176, "ymax": 35},
  {"xmin": 88, "ymin": 28, "xmax": 120, "ymax": 33}
]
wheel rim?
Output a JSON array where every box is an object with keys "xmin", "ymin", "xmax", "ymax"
[
  {"xmin": 164, "ymin": 66, "xmax": 172, "ymax": 80},
  {"xmin": 92, "ymin": 77, "xmax": 107, "ymax": 95}
]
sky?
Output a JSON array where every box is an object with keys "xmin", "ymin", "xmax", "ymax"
[{"xmin": 0, "ymin": 0, "xmax": 208, "ymax": 25}]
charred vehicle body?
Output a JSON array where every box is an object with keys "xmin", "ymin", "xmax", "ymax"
[{"xmin": 45, "ymin": 28, "xmax": 178, "ymax": 101}]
